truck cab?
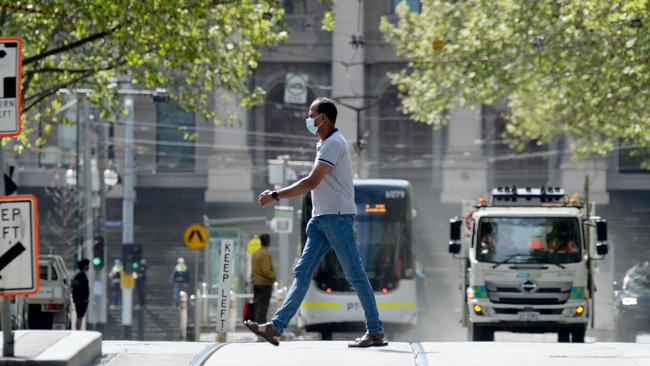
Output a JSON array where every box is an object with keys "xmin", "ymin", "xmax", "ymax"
[{"xmin": 449, "ymin": 187, "xmax": 608, "ymax": 342}]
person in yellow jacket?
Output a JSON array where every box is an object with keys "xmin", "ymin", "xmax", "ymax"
[{"xmin": 251, "ymin": 233, "xmax": 276, "ymax": 323}]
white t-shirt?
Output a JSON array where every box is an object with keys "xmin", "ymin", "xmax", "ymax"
[{"xmin": 312, "ymin": 129, "xmax": 357, "ymax": 217}]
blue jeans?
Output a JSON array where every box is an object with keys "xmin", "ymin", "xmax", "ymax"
[{"xmin": 271, "ymin": 214, "xmax": 383, "ymax": 334}]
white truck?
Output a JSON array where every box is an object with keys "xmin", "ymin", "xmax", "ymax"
[
  {"xmin": 19, "ymin": 255, "xmax": 72, "ymax": 330},
  {"xmin": 449, "ymin": 186, "xmax": 608, "ymax": 342}
]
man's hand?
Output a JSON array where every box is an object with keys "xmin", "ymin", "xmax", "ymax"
[{"xmin": 258, "ymin": 190, "xmax": 275, "ymax": 208}]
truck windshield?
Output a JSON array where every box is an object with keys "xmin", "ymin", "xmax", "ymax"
[{"xmin": 476, "ymin": 217, "xmax": 581, "ymax": 264}]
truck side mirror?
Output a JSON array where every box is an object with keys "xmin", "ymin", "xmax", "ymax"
[
  {"xmin": 449, "ymin": 218, "xmax": 462, "ymax": 254},
  {"xmin": 450, "ymin": 218, "xmax": 462, "ymax": 241},
  {"xmin": 595, "ymin": 219, "xmax": 608, "ymax": 255},
  {"xmin": 596, "ymin": 220, "xmax": 607, "ymax": 242}
]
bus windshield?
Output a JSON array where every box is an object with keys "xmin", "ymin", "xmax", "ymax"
[
  {"xmin": 305, "ymin": 183, "xmax": 414, "ymax": 292},
  {"xmin": 476, "ymin": 217, "xmax": 582, "ymax": 264}
]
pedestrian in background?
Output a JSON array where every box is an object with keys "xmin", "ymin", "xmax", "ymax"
[
  {"xmin": 135, "ymin": 258, "xmax": 148, "ymax": 309},
  {"xmin": 252, "ymin": 233, "xmax": 276, "ymax": 324},
  {"xmin": 72, "ymin": 259, "xmax": 90, "ymax": 330},
  {"xmin": 109, "ymin": 259, "xmax": 123, "ymax": 309},
  {"xmin": 171, "ymin": 257, "xmax": 189, "ymax": 307},
  {"xmin": 244, "ymin": 97, "xmax": 386, "ymax": 348}
]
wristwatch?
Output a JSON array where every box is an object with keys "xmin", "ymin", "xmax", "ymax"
[{"xmin": 271, "ymin": 191, "xmax": 280, "ymax": 201}]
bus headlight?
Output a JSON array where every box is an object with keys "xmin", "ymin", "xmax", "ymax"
[
  {"xmin": 575, "ymin": 306, "xmax": 585, "ymax": 315},
  {"xmin": 473, "ymin": 304, "xmax": 483, "ymax": 314},
  {"xmin": 622, "ymin": 297, "xmax": 638, "ymax": 306}
]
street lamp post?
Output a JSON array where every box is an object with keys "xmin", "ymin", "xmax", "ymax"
[
  {"xmin": 120, "ymin": 78, "xmax": 136, "ymax": 340},
  {"xmin": 332, "ymin": 96, "xmax": 379, "ymax": 178}
]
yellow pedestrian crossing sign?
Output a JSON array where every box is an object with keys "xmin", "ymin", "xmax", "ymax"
[{"xmin": 183, "ymin": 224, "xmax": 209, "ymax": 250}]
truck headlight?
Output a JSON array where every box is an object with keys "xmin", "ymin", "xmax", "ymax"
[
  {"xmin": 621, "ymin": 297, "xmax": 638, "ymax": 306},
  {"xmin": 467, "ymin": 287, "xmax": 475, "ymax": 301}
]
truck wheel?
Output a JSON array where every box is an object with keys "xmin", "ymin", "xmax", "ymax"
[
  {"xmin": 27, "ymin": 304, "xmax": 54, "ymax": 329},
  {"xmin": 571, "ymin": 325, "xmax": 586, "ymax": 343},
  {"xmin": 557, "ymin": 331, "xmax": 570, "ymax": 343},
  {"xmin": 320, "ymin": 330, "xmax": 333, "ymax": 340},
  {"xmin": 615, "ymin": 320, "xmax": 636, "ymax": 342},
  {"xmin": 469, "ymin": 324, "xmax": 494, "ymax": 341}
]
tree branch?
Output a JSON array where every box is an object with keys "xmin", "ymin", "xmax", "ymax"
[
  {"xmin": 23, "ymin": 24, "xmax": 122, "ymax": 66},
  {"xmin": 26, "ymin": 64, "xmax": 119, "ymax": 75},
  {"xmin": 22, "ymin": 70, "xmax": 95, "ymax": 113},
  {"xmin": 22, "ymin": 57, "xmax": 127, "ymax": 113},
  {"xmin": 21, "ymin": 70, "xmax": 34, "ymax": 106}
]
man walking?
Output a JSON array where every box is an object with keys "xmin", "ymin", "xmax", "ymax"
[
  {"xmin": 135, "ymin": 258, "xmax": 148, "ymax": 309},
  {"xmin": 109, "ymin": 259, "xmax": 123, "ymax": 309},
  {"xmin": 244, "ymin": 97, "xmax": 386, "ymax": 348},
  {"xmin": 251, "ymin": 233, "xmax": 276, "ymax": 324},
  {"xmin": 171, "ymin": 257, "xmax": 189, "ymax": 307},
  {"xmin": 72, "ymin": 259, "xmax": 90, "ymax": 330}
]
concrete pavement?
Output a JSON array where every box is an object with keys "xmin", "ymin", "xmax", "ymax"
[
  {"xmin": 0, "ymin": 331, "xmax": 101, "ymax": 366},
  {"xmin": 97, "ymin": 341, "xmax": 210, "ymax": 366},
  {"xmin": 207, "ymin": 341, "xmax": 650, "ymax": 366},
  {"xmin": 5, "ymin": 331, "xmax": 647, "ymax": 366}
]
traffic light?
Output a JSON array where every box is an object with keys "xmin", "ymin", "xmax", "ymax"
[
  {"xmin": 92, "ymin": 236, "xmax": 105, "ymax": 269},
  {"xmin": 122, "ymin": 243, "xmax": 142, "ymax": 273}
]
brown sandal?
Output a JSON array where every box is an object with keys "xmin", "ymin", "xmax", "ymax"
[{"xmin": 243, "ymin": 320, "xmax": 281, "ymax": 346}]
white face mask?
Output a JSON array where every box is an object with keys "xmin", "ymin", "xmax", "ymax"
[{"xmin": 305, "ymin": 114, "xmax": 323, "ymax": 135}]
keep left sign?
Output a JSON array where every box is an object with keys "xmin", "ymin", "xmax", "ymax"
[{"xmin": 0, "ymin": 195, "xmax": 39, "ymax": 296}]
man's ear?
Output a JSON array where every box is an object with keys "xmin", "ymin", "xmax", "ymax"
[{"xmin": 321, "ymin": 114, "xmax": 330, "ymax": 125}]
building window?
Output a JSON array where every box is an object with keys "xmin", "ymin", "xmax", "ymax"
[
  {"xmin": 391, "ymin": 0, "xmax": 421, "ymax": 14},
  {"xmin": 156, "ymin": 101, "xmax": 195, "ymax": 171},
  {"xmin": 619, "ymin": 147, "xmax": 650, "ymax": 173},
  {"xmin": 283, "ymin": 0, "xmax": 306, "ymax": 15},
  {"xmin": 376, "ymin": 86, "xmax": 432, "ymax": 181}
]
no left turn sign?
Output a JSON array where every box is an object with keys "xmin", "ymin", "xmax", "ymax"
[
  {"xmin": 0, "ymin": 37, "xmax": 22, "ymax": 137},
  {"xmin": 0, "ymin": 195, "xmax": 39, "ymax": 296}
]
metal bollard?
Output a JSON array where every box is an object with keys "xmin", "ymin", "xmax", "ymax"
[
  {"xmin": 179, "ymin": 291, "xmax": 188, "ymax": 341},
  {"xmin": 193, "ymin": 291, "xmax": 202, "ymax": 342}
]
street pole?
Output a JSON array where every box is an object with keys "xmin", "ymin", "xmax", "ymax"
[
  {"xmin": 121, "ymin": 79, "xmax": 135, "ymax": 340},
  {"xmin": 0, "ymin": 139, "xmax": 14, "ymax": 357},
  {"xmin": 82, "ymin": 99, "xmax": 97, "ymax": 329},
  {"xmin": 332, "ymin": 97, "xmax": 378, "ymax": 179},
  {"xmin": 278, "ymin": 156, "xmax": 289, "ymax": 288},
  {"xmin": 95, "ymin": 113, "xmax": 108, "ymax": 333}
]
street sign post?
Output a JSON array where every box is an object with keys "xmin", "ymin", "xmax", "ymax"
[
  {"xmin": 0, "ymin": 195, "xmax": 40, "ymax": 296},
  {"xmin": 215, "ymin": 238, "xmax": 234, "ymax": 342},
  {"xmin": 184, "ymin": 223, "xmax": 209, "ymax": 307},
  {"xmin": 0, "ymin": 36, "xmax": 22, "ymax": 358}
]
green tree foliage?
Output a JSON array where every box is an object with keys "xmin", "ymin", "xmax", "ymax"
[
  {"xmin": 1, "ymin": 1, "xmax": 288, "ymax": 150},
  {"xmin": 381, "ymin": 1, "xmax": 648, "ymax": 164}
]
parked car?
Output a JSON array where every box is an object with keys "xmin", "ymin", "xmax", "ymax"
[
  {"xmin": 19, "ymin": 255, "xmax": 72, "ymax": 330},
  {"xmin": 614, "ymin": 262, "xmax": 650, "ymax": 342}
]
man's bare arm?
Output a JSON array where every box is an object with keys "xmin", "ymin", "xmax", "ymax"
[{"xmin": 258, "ymin": 161, "xmax": 331, "ymax": 207}]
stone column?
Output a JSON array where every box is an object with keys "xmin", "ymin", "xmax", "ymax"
[
  {"xmin": 204, "ymin": 93, "xmax": 255, "ymax": 203},
  {"xmin": 332, "ymin": 0, "xmax": 365, "ymax": 176},
  {"xmin": 440, "ymin": 107, "xmax": 488, "ymax": 203}
]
